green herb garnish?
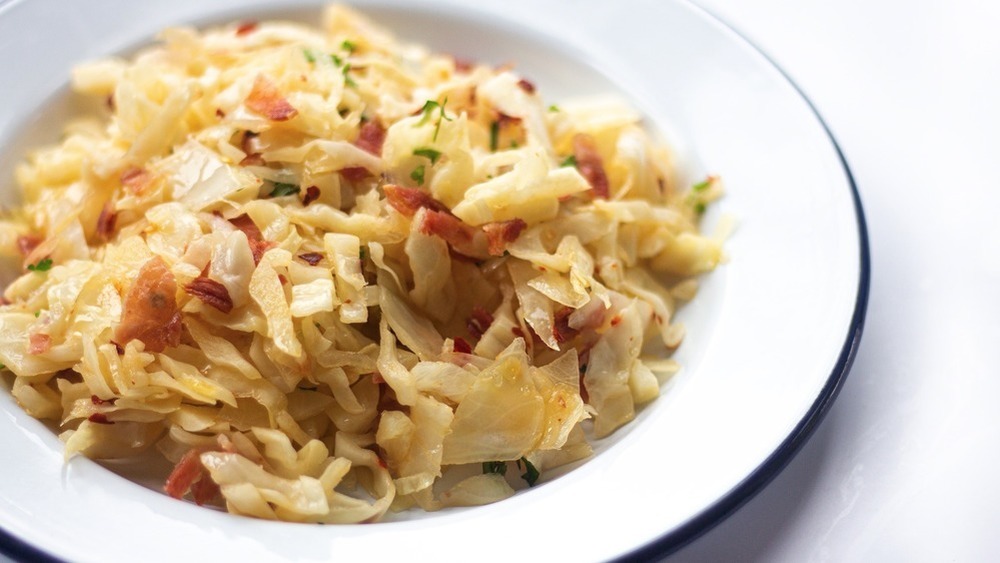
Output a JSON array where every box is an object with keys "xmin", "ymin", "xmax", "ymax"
[
  {"xmin": 692, "ymin": 177, "xmax": 712, "ymax": 192},
  {"xmin": 560, "ymin": 155, "xmax": 577, "ymax": 168},
  {"xmin": 34, "ymin": 311, "xmax": 40, "ymax": 318},
  {"xmin": 410, "ymin": 165, "xmax": 426, "ymax": 185},
  {"xmin": 413, "ymin": 147, "xmax": 442, "ymax": 165},
  {"xmin": 517, "ymin": 457, "xmax": 539, "ymax": 486},
  {"xmin": 548, "ymin": 104, "xmax": 560, "ymax": 112},
  {"xmin": 303, "ymin": 49, "xmax": 317, "ymax": 63},
  {"xmin": 27, "ymin": 258, "xmax": 53, "ymax": 272},
  {"xmin": 417, "ymin": 98, "xmax": 452, "ymax": 141},
  {"xmin": 482, "ymin": 461, "xmax": 507, "ymax": 475},
  {"xmin": 694, "ymin": 202, "xmax": 706, "ymax": 214},
  {"xmin": 341, "ymin": 39, "xmax": 357, "ymax": 53},
  {"xmin": 269, "ymin": 182, "xmax": 301, "ymax": 197},
  {"xmin": 342, "ymin": 63, "xmax": 357, "ymax": 87},
  {"xmin": 489, "ymin": 121, "xmax": 500, "ymax": 152}
]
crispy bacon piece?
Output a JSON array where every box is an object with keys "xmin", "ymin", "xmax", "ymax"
[
  {"xmin": 16, "ymin": 234, "xmax": 41, "ymax": 256},
  {"xmin": 419, "ymin": 209, "xmax": 475, "ymax": 247},
  {"xmin": 298, "ymin": 252, "xmax": 323, "ymax": 266},
  {"xmin": 88, "ymin": 413, "xmax": 113, "ymax": 425},
  {"xmin": 28, "ymin": 333, "xmax": 51, "ymax": 355},
  {"xmin": 115, "ymin": 256, "xmax": 182, "ymax": 353},
  {"xmin": 235, "ymin": 21, "xmax": 258, "ymax": 35},
  {"xmin": 164, "ymin": 448, "xmax": 205, "ymax": 500},
  {"xmin": 516, "ymin": 78, "xmax": 537, "ymax": 94},
  {"xmin": 453, "ymin": 337, "xmax": 473, "ymax": 354},
  {"xmin": 238, "ymin": 154, "xmax": 265, "ymax": 167},
  {"xmin": 383, "ymin": 184, "xmax": 450, "ymax": 217},
  {"xmin": 91, "ymin": 395, "xmax": 116, "ymax": 406},
  {"xmin": 453, "ymin": 57, "xmax": 474, "ymax": 73},
  {"xmin": 341, "ymin": 121, "xmax": 386, "ymax": 182},
  {"xmin": 191, "ymin": 474, "xmax": 220, "ymax": 506},
  {"xmin": 229, "ymin": 214, "xmax": 273, "ymax": 264},
  {"xmin": 553, "ymin": 307, "xmax": 579, "ymax": 344},
  {"xmin": 120, "ymin": 167, "xmax": 153, "ymax": 195},
  {"xmin": 466, "ymin": 305, "xmax": 494, "ymax": 339},
  {"xmin": 482, "ymin": 218, "xmax": 526, "ymax": 256},
  {"xmin": 302, "ymin": 185, "xmax": 320, "ymax": 206},
  {"xmin": 572, "ymin": 133, "xmax": 610, "ymax": 199},
  {"xmin": 95, "ymin": 202, "xmax": 117, "ymax": 242},
  {"xmin": 184, "ymin": 276, "xmax": 234, "ymax": 314},
  {"xmin": 245, "ymin": 74, "xmax": 298, "ymax": 122}
]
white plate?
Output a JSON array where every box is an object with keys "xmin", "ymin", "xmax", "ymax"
[{"xmin": 0, "ymin": 0, "xmax": 868, "ymax": 561}]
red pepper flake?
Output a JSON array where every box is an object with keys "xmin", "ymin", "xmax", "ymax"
[
  {"xmin": 482, "ymin": 218, "xmax": 526, "ymax": 256},
  {"xmin": 16, "ymin": 235, "xmax": 41, "ymax": 257},
  {"xmin": 91, "ymin": 395, "xmax": 116, "ymax": 406},
  {"xmin": 191, "ymin": 474, "xmax": 220, "ymax": 506},
  {"xmin": 235, "ymin": 21, "xmax": 258, "ymax": 36},
  {"xmin": 120, "ymin": 167, "xmax": 153, "ymax": 195},
  {"xmin": 95, "ymin": 202, "xmax": 117, "ymax": 242},
  {"xmin": 302, "ymin": 185, "xmax": 320, "ymax": 206},
  {"xmin": 88, "ymin": 412, "xmax": 114, "ymax": 425},
  {"xmin": 516, "ymin": 78, "xmax": 537, "ymax": 94},
  {"xmin": 114, "ymin": 256, "xmax": 182, "ymax": 353},
  {"xmin": 215, "ymin": 108, "xmax": 226, "ymax": 119},
  {"xmin": 572, "ymin": 133, "xmax": 610, "ymax": 199},
  {"xmin": 610, "ymin": 315, "xmax": 622, "ymax": 327},
  {"xmin": 245, "ymin": 74, "xmax": 298, "ymax": 122},
  {"xmin": 553, "ymin": 307, "xmax": 579, "ymax": 344},
  {"xmin": 453, "ymin": 337, "xmax": 473, "ymax": 354},
  {"xmin": 28, "ymin": 333, "xmax": 51, "ymax": 355},
  {"xmin": 164, "ymin": 448, "xmax": 205, "ymax": 500},
  {"xmin": 298, "ymin": 252, "xmax": 323, "ymax": 266},
  {"xmin": 184, "ymin": 276, "xmax": 234, "ymax": 314},
  {"xmin": 466, "ymin": 305, "xmax": 494, "ymax": 339},
  {"xmin": 383, "ymin": 184, "xmax": 451, "ymax": 217}
]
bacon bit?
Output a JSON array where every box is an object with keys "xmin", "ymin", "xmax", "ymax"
[
  {"xmin": 453, "ymin": 58, "xmax": 474, "ymax": 73},
  {"xmin": 496, "ymin": 111, "xmax": 522, "ymax": 126},
  {"xmin": 245, "ymin": 74, "xmax": 298, "ymax": 122},
  {"xmin": 511, "ymin": 326, "xmax": 526, "ymax": 339},
  {"xmin": 229, "ymin": 214, "xmax": 273, "ymax": 264},
  {"xmin": 0, "ymin": 296, "xmax": 10, "ymax": 306},
  {"xmin": 28, "ymin": 333, "xmax": 51, "ymax": 355},
  {"xmin": 164, "ymin": 448, "xmax": 205, "ymax": 500},
  {"xmin": 453, "ymin": 337, "xmax": 473, "ymax": 354},
  {"xmin": 420, "ymin": 209, "xmax": 475, "ymax": 247},
  {"xmin": 465, "ymin": 306, "xmax": 494, "ymax": 340},
  {"xmin": 298, "ymin": 252, "xmax": 323, "ymax": 266},
  {"xmin": 238, "ymin": 153, "xmax": 265, "ymax": 167},
  {"xmin": 340, "ymin": 167, "xmax": 369, "ymax": 182},
  {"xmin": 235, "ymin": 21, "xmax": 258, "ymax": 35},
  {"xmin": 516, "ymin": 78, "xmax": 537, "ymax": 94},
  {"xmin": 120, "ymin": 167, "xmax": 153, "ymax": 195},
  {"xmin": 302, "ymin": 185, "xmax": 320, "ymax": 206},
  {"xmin": 553, "ymin": 307, "xmax": 579, "ymax": 344},
  {"xmin": 91, "ymin": 395, "xmax": 116, "ymax": 406},
  {"xmin": 115, "ymin": 256, "xmax": 182, "ymax": 353},
  {"xmin": 16, "ymin": 235, "xmax": 41, "ymax": 257},
  {"xmin": 215, "ymin": 108, "xmax": 226, "ymax": 119},
  {"xmin": 278, "ymin": 274, "xmax": 288, "ymax": 285},
  {"xmin": 610, "ymin": 315, "xmax": 622, "ymax": 327},
  {"xmin": 95, "ymin": 202, "xmax": 117, "ymax": 242},
  {"xmin": 482, "ymin": 219, "xmax": 526, "ymax": 256},
  {"xmin": 184, "ymin": 276, "xmax": 234, "ymax": 314},
  {"xmin": 340, "ymin": 121, "xmax": 386, "ymax": 181},
  {"xmin": 572, "ymin": 133, "xmax": 610, "ymax": 199},
  {"xmin": 88, "ymin": 412, "xmax": 114, "ymax": 425},
  {"xmin": 371, "ymin": 371, "xmax": 385, "ymax": 385},
  {"xmin": 191, "ymin": 474, "xmax": 220, "ymax": 506},
  {"xmin": 383, "ymin": 184, "xmax": 450, "ymax": 217}
]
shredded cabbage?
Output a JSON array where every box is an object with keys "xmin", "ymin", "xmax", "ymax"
[{"xmin": 0, "ymin": 3, "xmax": 723, "ymax": 523}]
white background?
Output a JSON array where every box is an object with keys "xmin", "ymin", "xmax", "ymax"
[
  {"xmin": 0, "ymin": 1, "xmax": 997, "ymax": 562},
  {"xmin": 672, "ymin": 1, "xmax": 1000, "ymax": 561}
]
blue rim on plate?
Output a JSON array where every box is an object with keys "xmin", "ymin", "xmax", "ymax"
[{"xmin": 0, "ymin": 3, "xmax": 869, "ymax": 562}]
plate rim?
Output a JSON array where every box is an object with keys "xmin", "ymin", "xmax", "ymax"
[
  {"xmin": 617, "ymin": 4, "xmax": 871, "ymax": 560},
  {"xmin": 0, "ymin": 1, "xmax": 871, "ymax": 561}
]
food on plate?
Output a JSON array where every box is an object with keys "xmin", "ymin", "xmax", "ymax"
[{"xmin": 0, "ymin": 4, "xmax": 723, "ymax": 523}]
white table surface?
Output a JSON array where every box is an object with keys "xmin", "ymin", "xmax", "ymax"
[
  {"xmin": 0, "ymin": 2, "xmax": 996, "ymax": 562},
  {"xmin": 670, "ymin": 1, "xmax": 1000, "ymax": 561}
]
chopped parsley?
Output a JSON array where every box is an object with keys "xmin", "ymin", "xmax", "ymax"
[
  {"xmin": 489, "ymin": 120, "xmax": 500, "ymax": 152},
  {"xmin": 342, "ymin": 63, "xmax": 357, "ymax": 88},
  {"xmin": 33, "ymin": 311, "xmax": 40, "ymax": 318},
  {"xmin": 341, "ymin": 39, "xmax": 357, "ymax": 53},
  {"xmin": 269, "ymin": 182, "xmax": 301, "ymax": 197},
  {"xmin": 410, "ymin": 165, "xmax": 426, "ymax": 185},
  {"xmin": 413, "ymin": 147, "xmax": 442, "ymax": 165},
  {"xmin": 417, "ymin": 98, "xmax": 453, "ymax": 141},
  {"xmin": 548, "ymin": 104, "xmax": 560, "ymax": 112},
  {"xmin": 694, "ymin": 202, "xmax": 706, "ymax": 214},
  {"xmin": 560, "ymin": 155, "xmax": 577, "ymax": 168},
  {"xmin": 482, "ymin": 461, "xmax": 507, "ymax": 475},
  {"xmin": 303, "ymin": 49, "xmax": 317, "ymax": 63},
  {"xmin": 517, "ymin": 457, "xmax": 539, "ymax": 487},
  {"xmin": 692, "ymin": 177, "xmax": 713, "ymax": 192},
  {"xmin": 27, "ymin": 258, "xmax": 53, "ymax": 272}
]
